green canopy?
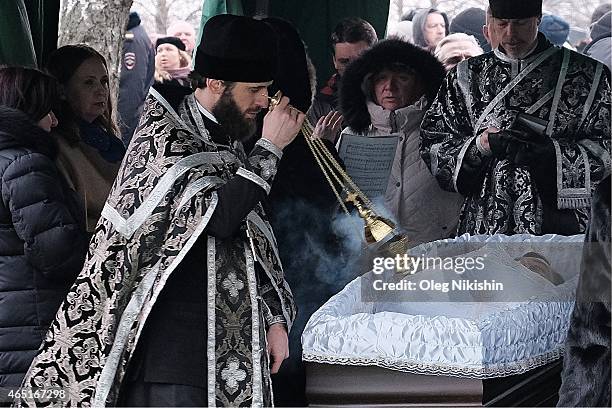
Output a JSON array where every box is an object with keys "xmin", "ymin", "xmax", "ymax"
[
  {"xmin": 2, "ymin": 0, "xmax": 388, "ymax": 82},
  {"xmin": 0, "ymin": 0, "xmax": 60, "ymax": 67},
  {"xmin": 23, "ymin": 0, "xmax": 60, "ymax": 67},
  {"xmin": 0, "ymin": 0, "xmax": 37, "ymax": 66}
]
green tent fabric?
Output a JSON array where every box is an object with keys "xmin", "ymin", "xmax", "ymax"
[
  {"xmin": 0, "ymin": 0, "xmax": 37, "ymax": 66},
  {"xmin": 269, "ymin": 0, "xmax": 390, "ymax": 88},
  {"xmin": 196, "ymin": 0, "xmax": 246, "ymax": 51},
  {"xmin": 0, "ymin": 0, "xmax": 60, "ymax": 67},
  {"xmin": 24, "ymin": 0, "xmax": 60, "ymax": 67}
]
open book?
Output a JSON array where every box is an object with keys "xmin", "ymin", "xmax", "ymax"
[{"xmin": 337, "ymin": 132, "xmax": 399, "ymax": 198}]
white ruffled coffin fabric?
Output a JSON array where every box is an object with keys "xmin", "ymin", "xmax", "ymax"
[{"xmin": 301, "ymin": 234, "xmax": 583, "ymax": 378}]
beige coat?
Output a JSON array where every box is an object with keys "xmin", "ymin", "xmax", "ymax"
[
  {"xmin": 341, "ymin": 98, "xmax": 464, "ymax": 246},
  {"xmin": 53, "ymin": 135, "xmax": 121, "ymax": 232}
]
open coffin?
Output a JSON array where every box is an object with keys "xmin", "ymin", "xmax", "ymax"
[{"xmin": 302, "ymin": 233, "xmax": 584, "ymax": 379}]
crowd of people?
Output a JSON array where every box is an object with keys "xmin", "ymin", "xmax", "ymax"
[{"xmin": 0, "ymin": 0, "xmax": 610, "ymax": 406}]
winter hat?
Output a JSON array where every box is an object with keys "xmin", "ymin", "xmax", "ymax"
[
  {"xmin": 263, "ymin": 17, "xmax": 314, "ymax": 114},
  {"xmin": 127, "ymin": 12, "xmax": 141, "ymax": 30},
  {"xmin": 156, "ymin": 36, "xmax": 186, "ymax": 52},
  {"xmin": 194, "ymin": 14, "xmax": 276, "ymax": 83},
  {"xmin": 449, "ymin": 8, "xmax": 488, "ymax": 51},
  {"xmin": 539, "ymin": 14, "xmax": 570, "ymax": 46},
  {"xmin": 489, "ymin": 0, "xmax": 542, "ymax": 19},
  {"xmin": 591, "ymin": 3, "xmax": 612, "ymax": 25},
  {"xmin": 591, "ymin": 11, "xmax": 612, "ymax": 41},
  {"xmin": 340, "ymin": 39, "xmax": 445, "ymax": 133}
]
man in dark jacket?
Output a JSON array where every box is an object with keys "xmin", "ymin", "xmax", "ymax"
[
  {"xmin": 306, "ymin": 17, "xmax": 377, "ymax": 132},
  {"xmin": 117, "ymin": 12, "xmax": 155, "ymax": 146},
  {"xmin": 261, "ymin": 18, "xmax": 349, "ymax": 407}
]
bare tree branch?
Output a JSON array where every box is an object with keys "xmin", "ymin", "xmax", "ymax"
[
  {"xmin": 184, "ymin": 7, "xmax": 202, "ymax": 23},
  {"xmin": 133, "ymin": 0, "xmax": 155, "ymax": 19},
  {"xmin": 131, "ymin": 0, "xmax": 202, "ymax": 35}
]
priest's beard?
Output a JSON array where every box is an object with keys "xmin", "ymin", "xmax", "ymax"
[{"xmin": 212, "ymin": 90, "xmax": 257, "ymax": 143}]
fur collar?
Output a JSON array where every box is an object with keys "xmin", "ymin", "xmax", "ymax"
[
  {"xmin": 0, "ymin": 106, "xmax": 58, "ymax": 158},
  {"xmin": 339, "ymin": 39, "xmax": 445, "ymax": 134}
]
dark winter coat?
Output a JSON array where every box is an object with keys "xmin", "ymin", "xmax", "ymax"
[
  {"xmin": 0, "ymin": 107, "xmax": 87, "ymax": 387},
  {"xmin": 118, "ymin": 12, "xmax": 155, "ymax": 146},
  {"xmin": 262, "ymin": 17, "xmax": 350, "ymax": 406},
  {"xmin": 557, "ymin": 175, "xmax": 611, "ymax": 407}
]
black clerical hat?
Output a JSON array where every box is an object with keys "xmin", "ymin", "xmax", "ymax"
[
  {"xmin": 194, "ymin": 14, "xmax": 276, "ymax": 83},
  {"xmin": 489, "ymin": 0, "xmax": 542, "ymax": 19}
]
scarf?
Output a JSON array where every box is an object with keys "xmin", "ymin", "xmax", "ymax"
[
  {"xmin": 79, "ymin": 120, "xmax": 125, "ymax": 163},
  {"xmin": 166, "ymin": 66, "xmax": 192, "ymax": 80}
]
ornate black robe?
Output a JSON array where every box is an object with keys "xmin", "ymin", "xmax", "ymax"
[
  {"xmin": 19, "ymin": 89, "xmax": 296, "ymax": 407},
  {"xmin": 420, "ymin": 35, "xmax": 611, "ymax": 235}
]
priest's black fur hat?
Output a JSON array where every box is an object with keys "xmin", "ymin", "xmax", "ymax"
[
  {"xmin": 194, "ymin": 14, "xmax": 277, "ymax": 82},
  {"xmin": 262, "ymin": 17, "xmax": 315, "ymax": 114}
]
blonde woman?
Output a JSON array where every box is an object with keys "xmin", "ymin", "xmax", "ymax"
[{"xmin": 154, "ymin": 36, "xmax": 192, "ymax": 87}]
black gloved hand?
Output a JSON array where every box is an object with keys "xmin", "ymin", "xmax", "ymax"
[
  {"xmin": 488, "ymin": 128, "xmax": 554, "ymax": 166},
  {"xmin": 487, "ymin": 129, "xmax": 531, "ymax": 160},
  {"xmin": 507, "ymin": 129, "xmax": 555, "ymax": 167},
  {"xmin": 507, "ymin": 129, "xmax": 557, "ymax": 205},
  {"xmin": 487, "ymin": 130, "xmax": 516, "ymax": 159}
]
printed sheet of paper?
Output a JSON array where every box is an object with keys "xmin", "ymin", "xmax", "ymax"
[{"xmin": 337, "ymin": 133, "xmax": 399, "ymax": 198}]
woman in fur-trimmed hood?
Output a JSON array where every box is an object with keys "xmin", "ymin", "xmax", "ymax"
[
  {"xmin": 341, "ymin": 38, "xmax": 444, "ymax": 133},
  {"xmin": 338, "ymin": 38, "xmax": 464, "ymax": 246}
]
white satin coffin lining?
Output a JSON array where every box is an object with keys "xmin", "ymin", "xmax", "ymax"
[{"xmin": 302, "ymin": 233, "xmax": 584, "ymax": 379}]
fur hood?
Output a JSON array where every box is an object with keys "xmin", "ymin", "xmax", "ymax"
[
  {"xmin": 339, "ymin": 38, "xmax": 445, "ymax": 134},
  {"xmin": 0, "ymin": 106, "xmax": 58, "ymax": 158}
]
